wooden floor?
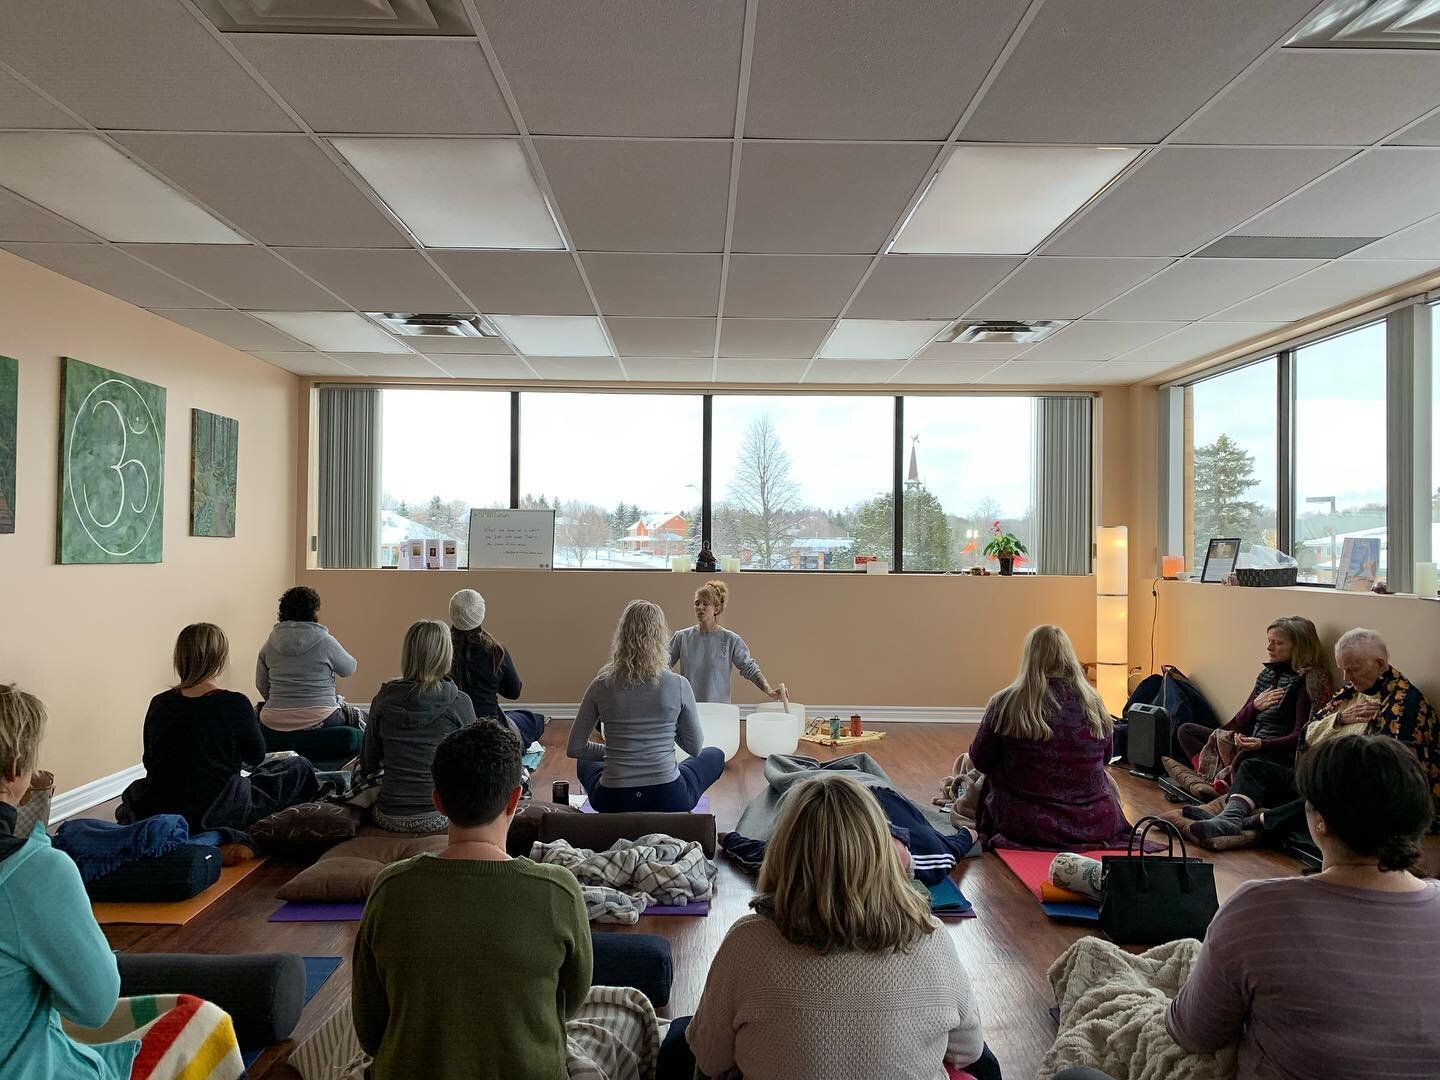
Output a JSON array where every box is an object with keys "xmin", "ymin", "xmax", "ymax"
[{"xmin": 98, "ymin": 723, "xmax": 1313, "ymax": 1079}]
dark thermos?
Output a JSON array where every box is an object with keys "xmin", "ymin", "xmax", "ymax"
[{"xmin": 552, "ymin": 780, "xmax": 570, "ymax": 805}]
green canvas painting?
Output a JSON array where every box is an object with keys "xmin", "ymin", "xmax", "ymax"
[
  {"xmin": 57, "ymin": 356, "xmax": 166, "ymax": 564},
  {"xmin": 191, "ymin": 408, "xmax": 238, "ymax": 538},
  {"xmin": 0, "ymin": 356, "xmax": 15, "ymax": 535}
]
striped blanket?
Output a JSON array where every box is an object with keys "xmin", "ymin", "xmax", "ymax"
[
  {"xmin": 530, "ymin": 833, "xmax": 715, "ymax": 923},
  {"xmin": 64, "ymin": 993, "xmax": 244, "ymax": 1080}
]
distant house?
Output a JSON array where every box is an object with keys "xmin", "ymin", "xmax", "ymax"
[
  {"xmin": 624, "ymin": 512, "xmax": 689, "ymax": 556},
  {"xmin": 784, "ymin": 536, "xmax": 853, "ymax": 571},
  {"xmin": 379, "ymin": 509, "xmax": 453, "ymax": 567}
]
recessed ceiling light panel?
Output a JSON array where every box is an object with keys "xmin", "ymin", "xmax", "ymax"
[
  {"xmin": 252, "ymin": 311, "xmax": 411, "ymax": 353},
  {"xmin": 0, "ymin": 133, "xmax": 245, "ymax": 243},
  {"xmin": 332, "ymin": 137, "xmax": 565, "ymax": 250},
  {"xmin": 490, "ymin": 315, "xmax": 612, "ymax": 357},
  {"xmin": 892, "ymin": 144, "xmax": 1142, "ymax": 255},
  {"xmin": 817, "ymin": 319, "xmax": 949, "ymax": 360}
]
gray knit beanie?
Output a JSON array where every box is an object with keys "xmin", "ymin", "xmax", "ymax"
[{"xmin": 448, "ymin": 589, "xmax": 487, "ymax": 631}]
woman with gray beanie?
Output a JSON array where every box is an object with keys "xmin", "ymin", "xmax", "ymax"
[{"xmin": 448, "ymin": 589, "xmax": 545, "ymax": 748}]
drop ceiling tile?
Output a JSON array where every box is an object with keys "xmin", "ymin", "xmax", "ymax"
[
  {"xmin": 252, "ymin": 353, "xmax": 356, "ymax": 377},
  {"xmin": 472, "ymin": 0, "xmax": 744, "ymax": 136},
  {"xmin": 1391, "ymin": 111, "xmax": 1440, "ymax": 145},
  {"xmin": 1091, "ymin": 258, "xmax": 1326, "ymax": 320},
  {"xmin": 233, "ymin": 37, "xmax": 514, "ymax": 134},
  {"xmin": 281, "ymin": 249, "xmax": 466, "ymax": 312},
  {"xmin": 719, "ymin": 319, "xmax": 831, "ymax": 358},
  {"xmin": 425, "ymin": 354, "xmax": 534, "ymax": 380},
  {"xmin": 1045, "ymin": 147, "xmax": 1350, "ymax": 257},
  {"xmin": 1114, "ymin": 321, "xmax": 1289, "ymax": 366},
  {"xmin": 715, "ymin": 358, "xmax": 809, "ymax": 382},
  {"xmin": 978, "ymin": 360, "xmax": 1098, "ymax": 385},
  {"xmin": 1215, "ymin": 260, "xmax": 1438, "ymax": 322},
  {"xmin": 151, "ymin": 308, "xmax": 309, "ymax": 352},
  {"xmin": 0, "ymin": 68, "xmax": 80, "ymax": 128},
  {"xmin": 1021, "ymin": 320, "xmax": 1187, "ymax": 361},
  {"xmin": 1084, "ymin": 360, "xmax": 1186, "ymax": 384},
  {"xmin": 745, "ymin": 0, "xmax": 1027, "ymax": 139},
  {"xmin": 803, "ymin": 359, "xmax": 906, "ymax": 384},
  {"xmin": 0, "ymin": 189, "xmax": 95, "ymax": 242},
  {"xmin": 1178, "ymin": 53, "xmax": 1440, "ymax": 146},
  {"xmin": 722, "ymin": 255, "xmax": 871, "ymax": 317},
  {"xmin": 411, "ymin": 334, "xmax": 516, "ymax": 355},
  {"xmin": 915, "ymin": 342, "xmax": 1028, "ymax": 362},
  {"xmin": 535, "ymin": 139, "xmax": 731, "ymax": 251},
  {"xmin": 1345, "ymin": 217, "xmax": 1440, "ymax": 260},
  {"xmin": 431, "ymin": 252, "xmax": 594, "ymax": 315},
  {"xmin": 890, "ymin": 361, "xmax": 1005, "ymax": 384},
  {"xmin": 849, "ymin": 256, "xmax": 1021, "ymax": 318},
  {"xmin": 608, "ymin": 317, "xmax": 716, "ymax": 357},
  {"xmin": 580, "ymin": 253, "xmax": 721, "ymax": 316},
  {"xmin": 621, "ymin": 357, "xmax": 715, "ymax": 382},
  {"xmin": 1243, "ymin": 148, "xmax": 1440, "ymax": 237},
  {"xmin": 968, "ymin": 258, "xmax": 1172, "ymax": 320},
  {"xmin": 3, "ymin": 242, "xmax": 222, "ymax": 308},
  {"xmin": 329, "ymin": 352, "xmax": 445, "ymax": 377},
  {"xmin": 119, "ymin": 244, "xmax": 344, "ymax": 310},
  {"xmin": 0, "ymin": 1, "xmax": 296, "ymax": 131},
  {"xmin": 962, "ymin": 0, "xmax": 1318, "ymax": 143},
  {"xmin": 527, "ymin": 356, "xmax": 627, "ymax": 380},
  {"xmin": 732, "ymin": 143, "xmax": 938, "ymax": 254},
  {"xmin": 113, "ymin": 134, "xmax": 408, "ymax": 248}
]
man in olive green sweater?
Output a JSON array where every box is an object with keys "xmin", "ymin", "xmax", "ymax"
[{"xmin": 352, "ymin": 721, "xmax": 593, "ymax": 1080}]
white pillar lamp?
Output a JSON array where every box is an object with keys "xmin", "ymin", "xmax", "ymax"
[{"xmin": 1096, "ymin": 525, "xmax": 1129, "ymax": 717}]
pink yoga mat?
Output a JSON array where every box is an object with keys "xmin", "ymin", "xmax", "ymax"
[
  {"xmin": 993, "ymin": 847, "xmax": 1130, "ymax": 901},
  {"xmin": 578, "ymin": 794, "xmax": 711, "ymax": 815}
]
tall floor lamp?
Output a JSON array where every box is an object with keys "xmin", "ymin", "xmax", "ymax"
[{"xmin": 1096, "ymin": 525, "xmax": 1129, "ymax": 717}]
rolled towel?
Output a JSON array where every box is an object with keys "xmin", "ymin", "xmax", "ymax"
[
  {"xmin": 1040, "ymin": 881, "xmax": 1092, "ymax": 905},
  {"xmin": 1049, "ymin": 852, "xmax": 1104, "ymax": 901}
]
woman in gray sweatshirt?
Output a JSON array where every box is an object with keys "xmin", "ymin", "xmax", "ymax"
[
  {"xmin": 668, "ymin": 580, "xmax": 785, "ymax": 705},
  {"xmin": 568, "ymin": 600, "xmax": 725, "ymax": 813},
  {"xmin": 256, "ymin": 586, "xmax": 360, "ymax": 731}
]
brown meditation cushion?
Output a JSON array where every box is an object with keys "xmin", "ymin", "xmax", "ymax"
[
  {"xmin": 276, "ymin": 833, "xmax": 448, "ymax": 901},
  {"xmin": 250, "ymin": 801, "xmax": 360, "ymax": 862}
]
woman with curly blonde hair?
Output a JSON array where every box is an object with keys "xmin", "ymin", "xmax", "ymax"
[{"xmin": 567, "ymin": 599, "xmax": 725, "ymax": 812}]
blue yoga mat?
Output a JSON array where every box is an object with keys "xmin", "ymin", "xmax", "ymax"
[
  {"xmin": 241, "ymin": 956, "xmax": 342, "ymax": 1068},
  {"xmin": 1040, "ymin": 900, "xmax": 1100, "ymax": 923},
  {"xmin": 927, "ymin": 876, "xmax": 975, "ymax": 919}
]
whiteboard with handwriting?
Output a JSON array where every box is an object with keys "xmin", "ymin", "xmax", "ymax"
[{"xmin": 467, "ymin": 508, "xmax": 555, "ymax": 569}]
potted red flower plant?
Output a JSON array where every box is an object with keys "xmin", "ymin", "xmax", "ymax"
[{"xmin": 983, "ymin": 520, "xmax": 1028, "ymax": 576}]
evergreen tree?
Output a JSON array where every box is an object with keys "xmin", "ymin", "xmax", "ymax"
[
  {"xmin": 836, "ymin": 484, "xmax": 951, "ymax": 570},
  {"xmin": 395, "ymin": 500, "xmax": 411, "ymax": 519},
  {"xmin": 1192, "ymin": 433, "xmax": 1262, "ymax": 566}
]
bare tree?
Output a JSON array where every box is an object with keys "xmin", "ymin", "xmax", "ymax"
[
  {"xmin": 726, "ymin": 414, "xmax": 801, "ymax": 568},
  {"xmin": 555, "ymin": 501, "xmax": 610, "ymax": 567}
]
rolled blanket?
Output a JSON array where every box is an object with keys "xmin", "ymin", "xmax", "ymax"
[
  {"xmin": 54, "ymin": 815, "xmax": 191, "ymax": 883},
  {"xmin": 1041, "ymin": 937, "xmax": 1235, "ymax": 1080},
  {"xmin": 65, "ymin": 993, "xmax": 244, "ymax": 1080},
  {"xmin": 1049, "ymin": 852, "xmax": 1105, "ymax": 901}
]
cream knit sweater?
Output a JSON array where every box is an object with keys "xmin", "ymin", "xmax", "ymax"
[{"xmin": 684, "ymin": 913, "xmax": 984, "ymax": 1080}]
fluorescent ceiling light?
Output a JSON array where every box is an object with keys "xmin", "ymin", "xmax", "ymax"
[
  {"xmin": 892, "ymin": 144, "xmax": 1142, "ymax": 255},
  {"xmin": 490, "ymin": 315, "xmax": 612, "ymax": 357},
  {"xmin": 0, "ymin": 132, "xmax": 244, "ymax": 243},
  {"xmin": 252, "ymin": 311, "xmax": 410, "ymax": 353},
  {"xmin": 818, "ymin": 319, "xmax": 949, "ymax": 360},
  {"xmin": 332, "ymin": 137, "xmax": 564, "ymax": 250}
]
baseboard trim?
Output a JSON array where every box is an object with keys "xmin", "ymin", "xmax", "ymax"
[
  {"xmin": 51, "ymin": 764, "xmax": 144, "ymax": 822},
  {"xmin": 520, "ymin": 703, "xmax": 983, "ymax": 725}
]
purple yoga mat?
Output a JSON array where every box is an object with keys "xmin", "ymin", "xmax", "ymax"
[
  {"xmin": 642, "ymin": 900, "xmax": 709, "ymax": 916},
  {"xmin": 935, "ymin": 908, "xmax": 977, "ymax": 921},
  {"xmin": 578, "ymin": 794, "xmax": 712, "ymax": 815},
  {"xmin": 269, "ymin": 901, "xmax": 365, "ymax": 922}
]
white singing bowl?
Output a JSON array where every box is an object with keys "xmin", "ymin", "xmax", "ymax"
[
  {"xmin": 746, "ymin": 711, "xmax": 801, "ymax": 758},
  {"xmin": 753, "ymin": 700, "xmax": 806, "ymax": 720},
  {"xmin": 676, "ymin": 701, "xmax": 741, "ymax": 761}
]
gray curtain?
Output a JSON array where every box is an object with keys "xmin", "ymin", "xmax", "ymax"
[
  {"xmin": 1034, "ymin": 396, "xmax": 1093, "ymax": 575},
  {"xmin": 318, "ymin": 387, "xmax": 380, "ymax": 569}
]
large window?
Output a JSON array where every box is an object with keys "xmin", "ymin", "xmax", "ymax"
[
  {"xmin": 379, "ymin": 389, "xmax": 509, "ymax": 568},
  {"xmin": 520, "ymin": 392, "xmax": 703, "ymax": 569},
  {"xmin": 1293, "ymin": 322, "xmax": 1387, "ymax": 584},
  {"xmin": 1185, "ymin": 358, "xmax": 1277, "ymax": 572},
  {"xmin": 902, "ymin": 397, "xmax": 1037, "ymax": 571},
  {"xmin": 711, "ymin": 396, "xmax": 893, "ymax": 570}
]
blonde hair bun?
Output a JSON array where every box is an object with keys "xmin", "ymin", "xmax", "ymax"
[{"xmin": 698, "ymin": 579, "xmax": 729, "ymax": 613}]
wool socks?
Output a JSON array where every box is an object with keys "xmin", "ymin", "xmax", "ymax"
[{"xmin": 1188, "ymin": 795, "xmax": 1254, "ymax": 840}]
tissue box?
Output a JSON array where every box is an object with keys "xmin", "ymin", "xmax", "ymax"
[{"xmin": 1235, "ymin": 566, "xmax": 1298, "ymax": 587}]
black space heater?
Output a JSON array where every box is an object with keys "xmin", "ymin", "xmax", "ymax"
[{"xmin": 1123, "ymin": 702, "xmax": 1171, "ymax": 779}]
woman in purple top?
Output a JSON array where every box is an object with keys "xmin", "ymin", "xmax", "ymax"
[{"xmin": 969, "ymin": 625, "xmax": 1132, "ymax": 850}]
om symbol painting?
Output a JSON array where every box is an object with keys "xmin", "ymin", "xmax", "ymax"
[
  {"xmin": 58, "ymin": 357, "xmax": 166, "ymax": 564},
  {"xmin": 191, "ymin": 408, "xmax": 238, "ymax": 538}
]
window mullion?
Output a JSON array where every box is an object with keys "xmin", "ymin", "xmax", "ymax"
[{"xmin": 892, "ymin": 396, "xmax": 904, "ymax": 572}]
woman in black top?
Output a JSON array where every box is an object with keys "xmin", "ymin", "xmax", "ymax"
[
  {"xmin": 119, "ymin": 623, "xmax": 319, "ymax": 832},
  {"xmin": 447, "ymin": 589, "xmax": 545, "ymax": 747}
]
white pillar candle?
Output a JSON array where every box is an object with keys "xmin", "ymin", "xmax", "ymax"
[{"xmin": 1415, "ymin": 562, "xmax": 1437, "ymax": 598}]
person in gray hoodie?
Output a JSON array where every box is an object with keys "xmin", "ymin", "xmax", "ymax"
[
  {"xmin": 256, "ymin": 586, "xmax": 360, "ymax": 732},
  {"xmin": 362, "ymin": 619, "xmax": 479, "ymax": 833}
]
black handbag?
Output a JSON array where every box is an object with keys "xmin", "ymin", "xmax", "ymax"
[{"xmin": 1098, "ymin": 816, "xmax": 1219, "ymax": 945}]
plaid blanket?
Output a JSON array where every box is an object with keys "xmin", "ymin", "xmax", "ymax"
[
  {"xmin": 64, "ymin": 994, "xmax": 243, "ymax": 1080},
  {"xmin": 290, "ymin": 986, "xmax": 659, "ymax": 1080},
  {"xmin": 530, "ymin": 833, "xmax": 715, "ymax": 923}
]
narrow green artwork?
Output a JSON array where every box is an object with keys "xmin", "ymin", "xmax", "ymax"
[
  {"xmin": 191, "ymin": 408, "xmax": 238, "ymax": 538},
  {"xmin": 57, "ymin": 356, "xmax": 166, "ymax": 564},
  {"xmin": 0, "ymin": 356, "xmax": 16, "ymax": 535}
]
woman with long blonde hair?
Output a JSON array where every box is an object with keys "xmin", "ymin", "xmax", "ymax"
[
  {"xmin": 968, "ymin": 624, "xmax": 1133, "ymax": 849},
  {"xmin": 663, "ymin": 774, "xmax": 990, "ymax": 1080},
  {"xmin": 567, "ymin": 599, "xmax": 725, "ymax": 812}
]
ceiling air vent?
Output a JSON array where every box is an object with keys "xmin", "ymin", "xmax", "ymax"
[
  {"xmin": 1286, "ymin": 0, "xmax": 1440, "ymax": 49},
  {"xmin": 196, "ymin": 0, "xmax": 472, "ymax": 35},
  {"xmin": 370, "ymin": 313, "xmax": 496, "ymax": 339},
  {"xmin": 947, "ymin": 320, "xmax": 1067, "ymax": 345}
]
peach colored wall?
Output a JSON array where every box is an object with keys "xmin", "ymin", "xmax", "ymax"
[
  {"xmin": 0, "ymin": 251, "xmax": 299, "ymax": 791},
  {"xmin": 298, "ymin": 568, "xmax": 1099, "ymax": 710}
]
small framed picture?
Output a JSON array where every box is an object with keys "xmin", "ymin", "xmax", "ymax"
[
  {"xmin": 1201, "ymin": 537, "xmax": 1241, "ymax": 583},
  {"xmin": 1335, "ymin": 536, "xmax": 1380, "ymax": 593}
]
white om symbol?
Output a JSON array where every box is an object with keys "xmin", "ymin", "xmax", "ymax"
[
  {"xmin": 82, "ymin": 397, "xmax": 151, "ymax": 528},
  {"xmin": 66, "ymin": 376, "xmax": 162, "ymax": 558}
]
